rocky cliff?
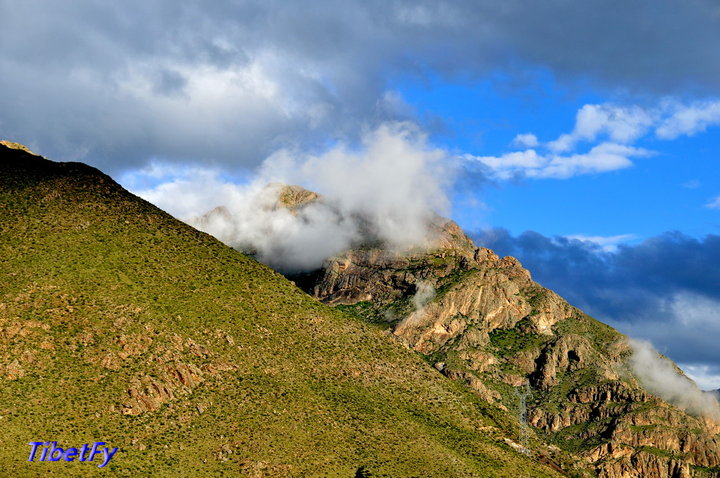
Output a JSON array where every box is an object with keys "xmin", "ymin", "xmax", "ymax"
[{"xmin": 277, "ymin": 186, "xmax": 720, "ymax": 478}]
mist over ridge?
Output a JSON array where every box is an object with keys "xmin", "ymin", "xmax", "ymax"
[{"xmin": 135, "ymin": 122, "xmax": 455, "ymax": 273}]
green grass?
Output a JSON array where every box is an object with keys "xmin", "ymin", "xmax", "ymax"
[{"xmin": 691, "ymin": 464, "xmax": 720, "ymax": 475}]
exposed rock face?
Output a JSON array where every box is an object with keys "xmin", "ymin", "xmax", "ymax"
[
  {"xmin": 0, "ymin": 140, "xmax": 34, "ymax": 154},
  {"xmin": 277, "ymin": 189, "xmax": 720, "ymax": 477},
  {"xmin": 273, "ymin": 184, "xmax": 320, "ymax": 211},
  {"xmin": 311, "ymin": 219, "xmax": 485, "ymax": 306}
]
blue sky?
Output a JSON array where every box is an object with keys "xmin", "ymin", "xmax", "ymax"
[
  {"xmin": 2, "ymin": 0, "xmax": 720, "ymax": 387},
  {"xmin": 393, "ymin": 73, "xmax": 720, "ymax": 239}
]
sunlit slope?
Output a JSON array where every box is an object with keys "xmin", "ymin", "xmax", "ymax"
[{"xmin": 0, "ymin": 144, "xmax": 559, "ymax": 477}]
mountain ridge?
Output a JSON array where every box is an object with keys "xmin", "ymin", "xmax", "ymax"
[{"xmin": 0, "ymin": 142, "xmax": 563, "ymax": 476}]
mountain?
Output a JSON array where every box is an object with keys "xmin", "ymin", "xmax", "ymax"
[
  {"xmin": 0, "ymin": 142, "xmax": 566, "ymax": 476},
  {"xmin": 267, "ymin": 186, "xmax": 720, "ymax": 478}
]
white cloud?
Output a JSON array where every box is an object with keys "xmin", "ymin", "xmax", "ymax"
[
  {"xmin": 411, "ymin": 281, "xmax": 436, "ymax": 311},
  {"xmin": 606, "ymin": 292, "xmax": 720, "ymax": 396},
  {"xmin": 474, "ymin": 98, "xmax": 720, "ymax": 181},
  {"xmin": 546, "ymin": 134, "xmax": 575, "ymax": 154},
  {"xmin": 471, "ymin": 149, "xmax": 543, "ymax": 172},
  {"xmin": 629, "ymin": 338, "xmax": 720, "ymax": 420},
  {"xmin": 126, "ymin": 122, "xmax": 455, "ymax": 272},
  {"xmin": 124, "ymin": 166, "xmax": 247, "ymax": 220},
  {"xmin": 656, "ymin": 100, "xmax": 720, "ymax": 139},
  {"xmin": 549, "ymin": 104, "xmax": 655, "ymax": 152},
  {"xmin": 470, "ymin": 142, "xmax": 650, "ymax": 179},
  {"xmin": 681, "ymin": 363, "xmax": 720, "ymax": 391},
  {"xmin": 512, "ymin": 133, "xmax": 539, "ymax": 148},
  {"xmin": 535, "ymin": 143, "xmax": 649, "ymax": 178},
  {"xmin": 705, "ymin": 196, "xmax": 720, "ymax": 209}
]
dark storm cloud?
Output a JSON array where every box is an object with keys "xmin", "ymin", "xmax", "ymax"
[
  {"xmin": 474, "ymin": 229, "xmax": 720, "ymax": 371},
  {"xmin": 1, "ymin": 0, "xmax": 720, "ymax": 171}
]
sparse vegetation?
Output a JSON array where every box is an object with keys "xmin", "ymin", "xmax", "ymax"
[{"xmin": 489, "ymin": 319, "xmax": 549, "ymax": 358}]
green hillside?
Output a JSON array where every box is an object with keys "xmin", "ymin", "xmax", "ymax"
[{"xmin": 0, "ymin": 143, "xmax": 561, "ymax": 476}]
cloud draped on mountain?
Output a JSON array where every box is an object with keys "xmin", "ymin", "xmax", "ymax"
[{"xmin": 5, "ymin": 141, "xmax": 720, "ymax": 477}]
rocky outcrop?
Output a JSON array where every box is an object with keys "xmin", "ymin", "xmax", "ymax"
[
  {"xmin": 274, "ymin": 184, "xmax": 320, "ymax": 211},
  {"xmin": 117, "ymin": 332, "xmax": 239, "ymax": 415},
  {"xmin": 309, "ymin": 217, "xmax": 480, "ymax": 306},
  {"xmin": 121, "ymin": 362, "xmax": 205, "ymax": 415}
]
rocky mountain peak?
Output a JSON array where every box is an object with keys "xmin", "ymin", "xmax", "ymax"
[
  {"xmin": 186, "ymin": 182, "xmax": 720, "ymax": 476},
  {"xmin": 272, "ymin": 183, "xmax": 321, "ymax": 211},
  {"xmin": 0, "ymin": 140, "xmax": 35, "ymax": 155}
]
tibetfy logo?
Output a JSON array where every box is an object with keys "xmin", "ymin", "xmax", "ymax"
[{"xmin": 28, "ymin": 441, "xmax": 118, "ymax": 468}]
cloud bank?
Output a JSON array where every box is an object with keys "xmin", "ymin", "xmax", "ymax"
[
  {"xmin": 127, "ymin": 123, "xmax": 453, "ymax": 272},
  {"xmin": 3, "ymin": 0, "xmax": 720, "ymax": 170}
]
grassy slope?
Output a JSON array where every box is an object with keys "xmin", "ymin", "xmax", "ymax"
[{"xmin": 0, "ymin": 145, "xmax": 560, "ymax": 477}]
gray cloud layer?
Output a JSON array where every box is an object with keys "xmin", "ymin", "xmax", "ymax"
[{"xmin": 2, "ymin": 0, "xmax": 720, "ymax": 171}]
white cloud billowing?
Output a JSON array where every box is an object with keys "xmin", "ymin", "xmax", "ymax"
[
  {"xmin": 394, "ymin": 281, "xmax": 437, "ymax": 333},
  {"xmin": 656, "ymin": 100, "xmax": 720, "ymax": 139},
  {"xmin": 682, "ymin": 364, "xmax": 720, "ymax": 391},
  {"xmin": 411, "ymin": 281, "xmax": 436, "ymax": 312},
  {"xmin": 512, "ymin": 134, "xmax": 539, "ymax": 148},
  {"xmin": 602, "ymin": 293, "xmax": 720, "ymax": 393},
  {"xmin": 629, "ymin": 339, "xmax": 720, "ymax": 420},
  {"xmin": 548, "ymin": 104, "xmax": 656, "ymax": 153},
  {"xmin": 609, "ymin": 292, "xmax": 720, "ymax": 393},
  {"xmin": 125, "ymin": 122, "xmax": 454, "ymax": 272}
]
